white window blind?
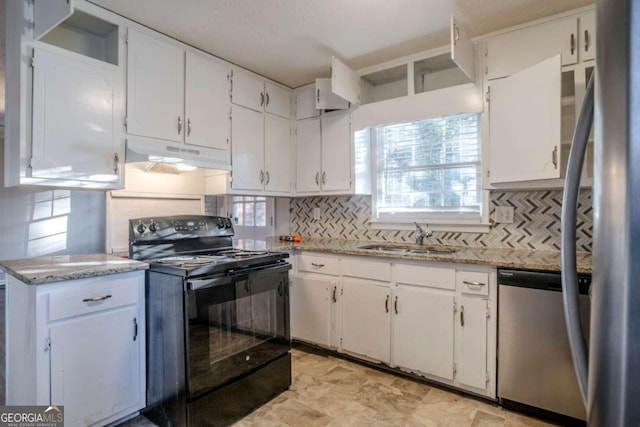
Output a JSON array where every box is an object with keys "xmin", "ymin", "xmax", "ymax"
[{"xmin": 373, "ymin": 113, "xmax": 482, "ymax": 223}]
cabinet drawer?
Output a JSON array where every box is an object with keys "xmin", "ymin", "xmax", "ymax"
[
  {"xmin": 457, "ymin": 271, "xmax": 489, "ymax": 296},
  {"xmin": 298, "ymin": 254, "xmax": 339, "ymax": 276},
  {"xmin": 49, "ymin": 274, "xmax": 141, "ymax": 321},
  {"xmin": 341, "ymin": 258, "xmax": 391, "ymax": 282},
  {"xmin": 393, "ymin": 263, "xmax": 455, "ymax": 290}
]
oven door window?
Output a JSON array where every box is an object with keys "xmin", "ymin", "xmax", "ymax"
[{"xmin": 186, "ymin": 267, "xmax": 289, "ymax": 399}]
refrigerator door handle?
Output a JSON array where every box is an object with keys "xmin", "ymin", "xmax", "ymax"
[{"xmin": 561, "ymin": 72, "xmax": 595, "ymax": 405}]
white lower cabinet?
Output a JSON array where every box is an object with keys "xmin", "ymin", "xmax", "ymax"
[
  {"xmin": 341, "ymin": 277, "xmax": 391, "ymax": 363},
  {"xmin": 292, "ymin": 252, "xmax": 497, "ymax": 398},
  {"xmin": 6, "ymin": 271, "xmax": 146, "ymax": 426},
  {"xmin": 393, "ymin": 286, "xmax": 454, "ymax": 381}
]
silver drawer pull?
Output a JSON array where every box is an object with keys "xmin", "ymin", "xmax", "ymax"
[
  {"xmin": 463, "ymin": 280, "xmax": 486, "ymax": 287},
  {"xmin": 311, "ymin": 263, "xmax": 325, "ymax": 268},
  {"xmin": 82, "ymin": 294, "xmax": 112, "ymax": 303}
]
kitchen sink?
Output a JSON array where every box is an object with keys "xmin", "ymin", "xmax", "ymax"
[{"xmin": 358, "ymin": 244, "xmax": 458, "ymax": 255}]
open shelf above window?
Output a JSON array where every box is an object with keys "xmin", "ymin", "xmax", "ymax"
[
  {"xmin": 414, "ymin": 53, "xmax": 471, "ymax": 95},
  {"xmin": 360, "ymin": 64, "xmax": 408, "ymax": 104}
]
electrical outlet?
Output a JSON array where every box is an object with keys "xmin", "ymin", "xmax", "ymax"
[
  {"xmin": 494, "ymin": 206, "xmax": 515, "ymax": 223},
  {"xmin": 313, "ymin": 207, "xmax": 320, "ymax": 221}
]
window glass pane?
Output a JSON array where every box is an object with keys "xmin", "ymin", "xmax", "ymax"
[
  {"xmin": 255, "ymin": 202, "xmax": 266, "ymax": 227},
  {"xmin": 244, "ymin": 202, "xmax": 255, "ymax": 226}
]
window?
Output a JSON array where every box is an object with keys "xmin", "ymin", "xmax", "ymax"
[
  {"xmin": 370, "ymin": 113, "xmax": 486, "ymax": 227},
  {"xmin": 231, "ymin": 196, "xmax": 267, "ymax": 226}
]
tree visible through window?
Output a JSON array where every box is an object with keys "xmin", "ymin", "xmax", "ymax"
[
  {"xmin": 232, "ymin": 196, "xmax": 267, "ymax": 226},
  {"xmin": 371, "ymin": 113, "xmax": 482, "ymax": 223}
]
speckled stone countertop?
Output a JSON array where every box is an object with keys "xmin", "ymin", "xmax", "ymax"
[
  {"xmin": 234, "ymin": 237, "xmax": 592, "ymax": 274},
  {"xmin": 0, "ymin": 254, "xmax": 149, "ymax": 285}
]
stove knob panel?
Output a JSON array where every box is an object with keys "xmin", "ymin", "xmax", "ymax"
[{"xmin": 137, "ymin": 223, "xmax": 147, "ymax": 234}]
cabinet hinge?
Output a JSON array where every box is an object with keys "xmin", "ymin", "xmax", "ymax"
[
  {"xmin": 485, "ymin": 372, "xmax": 490, "ymax": 384},
  {"xmin": 30, "ymin": 52, "xmax": 35, "ymax": 68},
  {"xmin": 485, "ymin": 87, "xmax": 490, "ymax": 103},
  {"xmin": 229, "ymin": 171, "xmax": 233, "ymax": 184},
  {"xmin": 341, "ymin": 288, "xmax": 344, "ymax": 295},
  {"xmin": 453, "ymin": 302, "xmax": 457, "ymax": 314},
  {"xmin": 229, "ymin": 70, "xmax": 234, "ymax": 101},
  {"xmin": 486, "ymin": 303, "xmax": 491, "ymax": 319},
  {"xmin": 340, "ymin": 337, "xmax": 343, "ymax": 346},
  {"xmin": 124, "ymin": 33, "xmax": 128, "ymax": 44},
  {"xmin": 44, "ymin": 337, "xmax": 51, "ymax": 352},
  {"xmin": 124, "ymin": 116, "xmax": 128, "ymax": 130},
  {"xmin": 27, "ymin": 157, "xmax": 33, "ymax": 170},
  {"xmin": 453, "ymin": 363, "xmax": 457, "ymax": 378},
  {"xmin": 486, "ymin": 169, "xmax": 490, "ymax": 178}
]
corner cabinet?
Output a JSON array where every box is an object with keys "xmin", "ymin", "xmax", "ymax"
[
  {"xmin": 6, "ymin": 271, "xmax": 146, "ymax": 427},
  {"xmin": 4, "ymin": 1, "xmax": 126, "ymax": 188},
  {"xmin": 126, "ymin": 29, "xmax": 231, "ymax": 169}
]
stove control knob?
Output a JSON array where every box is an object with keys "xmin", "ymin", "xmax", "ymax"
[
  {"xmin": 217, "ymin": 218, "xmax": 224, "ymax": 229},
  {"xmin": 148, "ymin": 222, "xmax": 157, "ymax": 233},
  {"xmin": 137, "ymin": 223, "xmax": 147, "ymax": 234}
]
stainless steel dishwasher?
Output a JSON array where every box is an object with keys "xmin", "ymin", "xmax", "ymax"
[{"xmin": 498, "ymin": 269, "xmax": 591, "ymax": 423}]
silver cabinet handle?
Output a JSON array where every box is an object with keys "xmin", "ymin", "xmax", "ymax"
[
  {"xmin": 265, "ymin": 92, "xmax": 270, "ymax": 107},
  {"xmin": 316, "ymin": 88, "xmax": 320, "ymax": 103},
  {"xmin": 265, "ymin": 171, "xmax": 270, "ymax": 185},
  {"xmin": 570, "ymin": 33, "xmax": 576, "ymax": 55},
  {"xmin": 187, "ymin": 118, "xmax": 192, "ymax": 136},
  {"xmin": 552, "ymin": 146, "xmax": 558, "ymax": 169},
  {"xmin": 584, "ymin": 30, "xmax": 590, "ymax": 52},
  {"xmin": 322, "ymin": 171, "xmax": 326, "ymax": 185},
  {"xmin": 113, "ymin": 153, "xmax": 119, "ymax": 174},
  {"xmin": 460, "ymin": 305, "xmax": 465, "ymax": 326},
  {"xmin": 332, "ymin": 286, "xmax": 337, "ymax": 303},
  {"xmin": 453, "ymin": 25, "xmax": 460, "ymax": 43},
  {"xmin": 133, "ymin": 317, "xmax": 138, "ymax": 341},
  {"xmin": 463, "ymin": 280, "xmax": 486, "ymax": 287},
  {"xmin": 385, "ymin": 295, "xmax": 390, "ymax": 313},
  {"xmin": 394, "ymin": 296, "xmax": 398, "ymax": 315},
  {"xmin": 259, "ymin": 170, "xmax": 264, "ymax": 183},
  {"xmin": 315, "ymin": 172, "xmax": 320, "ymax": 186},
  {"xmin": 177, "ymin": 116, "xmax": 182, "ymax": 135},
  {"xmin": 83, "ymin": 294, "xmax": 112, "ymax": 303},
  {"xmin": 260, "ymin": 92, "xmax": 265, "ymax": 107},
  {"xmin": 311, "ymin": 262, "xmax": 325, "ymax": 268}
]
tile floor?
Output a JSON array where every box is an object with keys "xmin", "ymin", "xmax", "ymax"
[{"xmin": 122, "ymin": 347, "xmax": 556, "ymax": 427}]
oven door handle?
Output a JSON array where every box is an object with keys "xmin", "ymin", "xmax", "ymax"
[
  {"xmin": 187, "ymin": 276, "xmax": 233, "ymax": 291},
  {"xmin": 227, "ymin": 262, "xmax": 292, "ymax": 279}
]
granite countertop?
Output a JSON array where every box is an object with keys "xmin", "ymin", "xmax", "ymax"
[
  {"xmin": 0, "ymin": 254, "xmax": 149, "ymax": 285},
  {"xmin": 235, "ymin": 237, "xmax": 592, "ymax": 274}
]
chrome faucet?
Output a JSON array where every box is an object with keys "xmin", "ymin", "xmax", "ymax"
[{"xmin": 414, "ymin": 222, "xmax": 433, "ymax": 245}]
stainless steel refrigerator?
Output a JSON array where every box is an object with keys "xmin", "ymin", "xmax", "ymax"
[{"xmin": 561, "ymin": 0, "xmax": 640, "ymax": 425}]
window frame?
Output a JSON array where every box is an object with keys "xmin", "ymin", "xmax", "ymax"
[{"xmin": 368, "ymin": 114, "xmax": 490, "ymax": 232}]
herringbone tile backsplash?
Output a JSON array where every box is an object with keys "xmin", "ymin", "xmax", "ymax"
[{"xmin": 290, "ymin": 190, "xmax": 593, "ymax": 252}]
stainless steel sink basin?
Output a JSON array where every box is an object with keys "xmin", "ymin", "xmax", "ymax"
[{"xmin": 358, "ymin": 244, "xmax": 458, "ymax": 255}]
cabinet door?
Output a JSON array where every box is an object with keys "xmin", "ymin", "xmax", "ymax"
[
  {"xmin": 231, "ymin": 105, "xmax": 264, "ymax": 191},
  {"xmin": 232, "ymin": 69, "xmax": 264, "ymax": 112},
  {"xmin": 127, "ymin": 29, "xmax": 184, "ymax": 142},
  {"xmin": 393, "ymin": 286, "xmax": 455, "ymax": 380},
  {"xmin": 580, "ymin": 11, "xmax": 596, "ymax": 62},
  {"xmin": 315, "ymin": 78, "xmax": 349, "ymax": 110},
  {"xmin": 341, "ymin": 278, "xmax": 390, "ymax": 363},
  {"xmin": 265, "ymin": 82, "xmax": 291, "ymax": 119},
  {"xmin": 455, "ymin": 296, "xmax": 488, "ymax": 390},
  {"xmin": 321, "ymin": 111, "xmax": 351, "ymax": 192},
  {"xmin": 486, "ymin": 16, "xmax": 577, "ymax": 80},
  {"xmin": 450, "ymin": 16, "xmax": 475, "ymax": 81},
  {"xmin": 295, "ymin": 117, "xmax": 322, "ymax": 193},
  {"xmin": 264, "ymin": 114, "xmax": 291, "ymax": 193},
  {"xmin": 290, "ymin": 275, "xmax": 333, "ymax": 347},
  {"xmin": 50, "ymin": 307, "xmax": 142, "ymax": 426},
  {"xmin": 331, "ymin": 56, "xmax": 361, "ymax": 105},
  {"xmin": 185, "ymin": 52, "xmax": 230, "ymax": 153},
  {"xmin": 34, "ymin": 0, "xmax": 73, "ymax": 40},
  {"xmin": 296, "ymin": 85, "xmax": 320, "ymax": 120},
  {"xmin": 489, "ymin": 55, "xmax": 561, "ymax": 183},
  {"xmin": 31, "ymin": 47, "xmax": 122, "ymax": 182}
]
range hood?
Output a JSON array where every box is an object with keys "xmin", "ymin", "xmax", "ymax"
[{"xmin": 126, "ymin": 137, "xmax": 232, "ymax": 171}]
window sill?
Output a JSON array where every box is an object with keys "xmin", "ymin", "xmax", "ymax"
[{"xmin": 369, "ymin": 220, "xmax": 491, "ymax": 234}]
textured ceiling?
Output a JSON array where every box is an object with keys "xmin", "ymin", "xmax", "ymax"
[{"xmin": 90, "ymin": 0, "xmax": 593, "ymax": 88}]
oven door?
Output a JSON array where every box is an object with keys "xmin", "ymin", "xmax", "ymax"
[{"xmin": 185, "ymin": 262, "xmax": 291, "ymax": 399}]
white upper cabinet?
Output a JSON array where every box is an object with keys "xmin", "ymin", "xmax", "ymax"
[
  {"xmin": 33, "ymin": 0, "xmax": 74, "ymax": 40},
  {"xmin": 486, "ymin": 16, "xmax": 578, "ymax": 80},
  {"xmin": 230, "ymin": 105, "xmax": 264, "ymax": 191},
  {"xmin": 320, "ymin": 110, "xmax": 352, "ymax": 192},
  {"xmin": 232, "ymin": 69, "xmax": 291, "ymax": 119},
  {"xmin": 489, "ymin": 55, "xmax": 562, "ymax": 183},
  {"xmin": 296, "ymin": 85, "xmax": 320, "ymax": 120},
  {"xmin": 184, "ymin": 52, "xmax": 230, "ymax": 151},
  {"xmin": 331, "ymin": 56, "xmax": 361, "ymax": 105},
  {"xmin": 31, "ymin": 47, "xmax": 123, "ymax": 183},
  {"xmin": 127, "ymin": 29, "xmax": 185, "ymax": 143},
  {"xmin": 295, "ymin": 117, "xmax": 322, "ymax": 193},
  {"xmin": 315, "ymin": 78, "xmax": 350, "ymax": 110},
  {"xmin": 264, "ymin": 114, "xmax": 292, "ymax": 193},
  {"xmin": 450, "ymin": 15, "xmax": 476, "ymax": 81},
  {"xmin": 580, "ymin": 10, "xmax": 596, "ymax": 62}
]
